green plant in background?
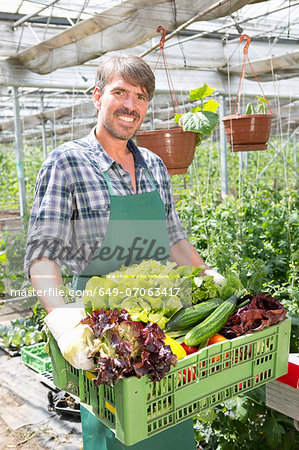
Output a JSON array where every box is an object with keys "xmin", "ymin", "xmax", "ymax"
[
  {"xmin": 176, "ymin": 186, "xmax": 298, "ymax": 290},
  {"xmin": 0, "ymin": 301, "xmax": 46, "ymax": 350},
  {"xmin": 174, "ymin": 83, "xmax": 219, "ymax": 144},
  {"xmin": 0, "ymin": 144, "xmax": 44, "ymax": 209},
  {"xmin": 245, "ymin": 96, "xmax": 270, "ymax": 114},
  {"xmin": 1, "ymin": 215, "xmax": 31, "ymax": 293},
  {"xmin": 0, "ymin": 238, "xmax": 6, "ymax": 294},
  {"xmin": 193, "ymin": 386, "xmax": 299, "ymax": 449},
  {"xmin": 175, "ymin": 177, "xmax": 298, "ymax": 448}
]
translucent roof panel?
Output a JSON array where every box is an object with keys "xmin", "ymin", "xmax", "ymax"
[
  {"xmin": 0, "ymin": 0, "xmax": 123, "ymax": 20},
  {"xmin": 185, "ymin": 0, "xmax": 299, "ymax": 41}
]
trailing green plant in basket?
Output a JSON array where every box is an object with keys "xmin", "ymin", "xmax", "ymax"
[{"xmin": 174, "ymin": 83, "xmax": 220, "ymax": 144}]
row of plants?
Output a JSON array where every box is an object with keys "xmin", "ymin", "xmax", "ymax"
[
  {"xmin": 174, "ymin": 166, "xmax": 298, "ymax": 448},
  {"xmin": 0, "ymin": 301, "xmax": 46, "ymax": 352},
  {"xmin": 0, "ymin": 135, "xmax": 296, "ymax": 214},
  {"xmin": 0, "ymin": 144, "xmax": 44, "ymax": 210}
]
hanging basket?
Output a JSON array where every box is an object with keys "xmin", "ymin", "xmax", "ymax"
[
  {"xmin": 223, "ymin": 34, "xmax": 273, "ymax": 152},
  {"xmin": 222, "ymin": 113, "xmax": 273, "ymax": 152},
  {"xmin": 137, "ymin": 25, "xmax": 196, "ymax": 175},
  {"xmin": 135, "ymin": 128, "xmax": 197, "ymax": 174}
]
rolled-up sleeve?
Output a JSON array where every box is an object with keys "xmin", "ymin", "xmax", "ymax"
[{"xmin": 24, "ymin": 161, "xmax": 73, "ymax": 279}]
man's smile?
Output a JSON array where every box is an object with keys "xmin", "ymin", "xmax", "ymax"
[{"xmin": 118, "ymin": 115, "xmax": 135, "ymax": 122}]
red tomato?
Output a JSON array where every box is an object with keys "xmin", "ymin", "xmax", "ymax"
[
  {"xmin": 207, "ymin": 334, "xmax": 227, "ymax": 346},
  {"xmin": 208, "ymin": 334, "xmax": 228, "ymax": 363},
  {"xmin": 180, "ymin": 343, "xmax": 199, "ymax": 355},
  {"xmin": 182, "ymin": 366, "xmax": 196, "ymax": 383}
]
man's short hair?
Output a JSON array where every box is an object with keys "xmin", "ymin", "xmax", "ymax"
[{"xmin": 95, "ymin": 55, "xmax": 155, "ymax": 101}]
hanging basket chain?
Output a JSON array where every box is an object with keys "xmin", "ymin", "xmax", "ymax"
[
  {"xmin": 234, "ymin": 34, "xmax": 272, "ymax": 115},
  {"xmin": 154, "ymin": 25, "xmax": 181, "ymax": 117}
]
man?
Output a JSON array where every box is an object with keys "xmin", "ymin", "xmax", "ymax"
[{"xmin": 25, "ymin": 55, "xmax": 222, "ymax": 449}]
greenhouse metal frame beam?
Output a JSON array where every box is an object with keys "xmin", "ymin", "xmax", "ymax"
[
  {"xmin": 230, "ymin": 49, "xmax": 299, "ymax": 79},
  {"xmin": 9, "ymin": 0, "xmax": 257, "ymax": 74},
  {"xmin": 219, "ymin": 95, "xmax": 228, "ymax": 198},
  {"xmin": 257, "ymin": 127, "xmax": 299, "ymax": 179},
  {"xmin": 13, "ymin": 0, "xmax": 60, "ymax": 28}
]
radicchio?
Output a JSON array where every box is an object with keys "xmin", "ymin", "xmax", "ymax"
[{"xmin": 220, "ymin": 293, "xmax": 287, "ymax": 339}]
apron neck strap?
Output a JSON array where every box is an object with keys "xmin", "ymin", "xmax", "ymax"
[
  {"xmin": 143, "ymin": 167, "xmax": 157, "ymax": 190},
  {"xmin": 103, "ymin": 171, "xmax": 114, "ymax": 195},
  {"xmin": 103, "ymin": 167, "xmax": 157, "ymax": 195}
]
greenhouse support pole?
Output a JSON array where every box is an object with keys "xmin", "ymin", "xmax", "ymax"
[
  {"xmin": 239, "ymin": 152, "xmax": 243, "ymax": 175},
  {"xmin": 219, "ymin": 95, "xmax": 228, "ymax": 198},
  {"xmin": 41, "ymin": 118, "xmax": 47, "ymax": 159},
  {"xmin": 243, "ymin": 151, "xmax": 248, "ymax": 169},
  {"xmin": 12, "ymin": 86, "xmax": 26, "ymax": 218},
  {"xmin": 40, "ymin": 94, "xmax": 47, "ymax": 159}
]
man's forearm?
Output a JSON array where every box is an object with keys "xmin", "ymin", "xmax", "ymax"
[
  {"xmin": 29, "ymin": 257, "xmax": 66, "ymax": 313},
  {"xmin": 170, "ymin": 238, "xmax": 211, "ymax": 274}
]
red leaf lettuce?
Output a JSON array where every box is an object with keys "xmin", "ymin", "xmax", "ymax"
[
  {"xmin": 220, "ymin": 293, "xmax": 287, "ymax": 338},
  {"xmin": 81, "ymin": 308, "xmax": 177, "ymax": 385}
]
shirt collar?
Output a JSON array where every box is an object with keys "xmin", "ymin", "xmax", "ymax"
[
  {"xmin": 87, "ymin": 127, "xmax": 148, "ymax": 170},
  {"xmin": 127, "ymin": 138, "xmax": 148, "ymax": 168}
]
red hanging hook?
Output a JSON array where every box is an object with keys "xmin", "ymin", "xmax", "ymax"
[
  {"xmin": 154, "ymin": 25, "xmax": 181, "ymax": 117},
  {"xmin": 157, "ymin": 25, "xmax": 167, "ymax": 49},
  {"xmin": 240, "ymin": 34, "xmax": 251, "ymax": 54}
]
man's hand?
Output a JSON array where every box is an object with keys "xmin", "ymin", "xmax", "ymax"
[
  {"xmin": 170, "ymin": 239, "xmax": 210, "ymax": 272},
  {"xmin": 45, "ymin": 304, "xmax": 95, "ymax": 370}
]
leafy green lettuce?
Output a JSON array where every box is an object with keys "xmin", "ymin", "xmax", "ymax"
[{"xmin": 82, "ymin": 260, "xmax": 192, "ymax": 329}]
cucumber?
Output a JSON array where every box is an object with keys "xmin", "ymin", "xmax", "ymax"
[
  {"xmin": 165, "ymin": 298, "xmax": 223, "ymax": 332},
  {"xmin": 184, "ymin": 295, "xmax": 237, "ymax": 346}
]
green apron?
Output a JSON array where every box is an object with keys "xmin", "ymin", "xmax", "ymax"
[{"xmin": 75, "ymin": 168, "xmax": 196, "ymax": 450}]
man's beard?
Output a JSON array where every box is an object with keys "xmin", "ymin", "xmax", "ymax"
[{"xmin": 101, "ymin": 108, "xmax": 141, "ymax": 141}]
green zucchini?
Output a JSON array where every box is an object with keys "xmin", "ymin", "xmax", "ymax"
[
  {"xmin": 184, "ymin": 295, "xmax": 237, "ymax": 346},
  {"xmin": 165, "ymin": 298, "xmax": 223, "ymax": 332}
]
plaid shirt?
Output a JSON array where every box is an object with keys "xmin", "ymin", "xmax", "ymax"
[{"xmin": 24, "ymin": 128, "xmax": 187, "ymax": 278}]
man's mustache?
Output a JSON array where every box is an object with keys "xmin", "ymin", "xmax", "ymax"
[{"xmin": 115, "ymin": 108, "xmax": 139, "ymax": 119}]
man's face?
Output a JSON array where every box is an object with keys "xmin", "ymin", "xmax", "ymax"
[{"xmin": 93, "ymin": 75, "xmax": 149, "ymax": 141}]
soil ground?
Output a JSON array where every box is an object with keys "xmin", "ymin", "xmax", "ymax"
[
  {"xmin": 0, "ymin": 414, "xmax": 44, "ymax": 449},
  {"xmin": 0, "ymin": 303, "xmax": 82, "ymax": 450}
]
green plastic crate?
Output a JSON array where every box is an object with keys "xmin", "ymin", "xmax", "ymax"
[
  {"xmin": 21, "ymin": 342, "xmax": 52, "ymax": 373},
  {"xmin": 49, "ymin": 319, "xmax": 291, "ymax": 446},
  {"xmin": 48, "ymin": 334, "xmax": 80, "ymax": 398}
]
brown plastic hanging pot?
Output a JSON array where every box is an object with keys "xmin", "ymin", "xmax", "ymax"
[
  {"xmin": 223, "ymin": 34, "xmax": 273, "ymax": 152},
  {"xmin": 135, "ymin": 128, "xmax": 197, "ymax": 174},
  {"xmin": 136, "ymin": 25, "xmax": 197, "ymax": 175},
  {"xmin": 222, "ymin": 113, "xmax": 273, "ymax": 152}
]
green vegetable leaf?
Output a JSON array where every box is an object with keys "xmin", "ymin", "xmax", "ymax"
[
  {"xmin": 221, "ymin": 273, "xmax": 245, "ymax": 300},
  {"xmin": 257, "ymin": 96, "xmax": 269, "ymax": 104},
  {"xmin": 180, "ymin": 111, "xmax": 219, "ymax": 136},
  {"xmin": 263, "ymin": 415, "xmax": 285, "ymax": 448},
  {"xmin": 256, "ymin": 102, "xmax": 268, "ymax": 114},
  {"xmin": 188, "ymin": 84, "xmax": 215, "ymax": 101},
  {"xmin": 190, "ymin": 106, "xmax": 202, "ymax": 113},
  {"xmin": 224, "ymin": 397, "xmax": 248, "ymax": 422},
  {"xmin": 245, "ymin": 102, "xmax": 255, "ymax": 114},
  {"xmin": 0, "ymin": 252, "xmax": 6, "ymax": 264},
  {"xmin": 197, "ymin": 407, "xmax": 216, "ymax": 422},
  {"xmin": 203, "ymin": 99, "xmax": 220, "ymax": 113}
]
